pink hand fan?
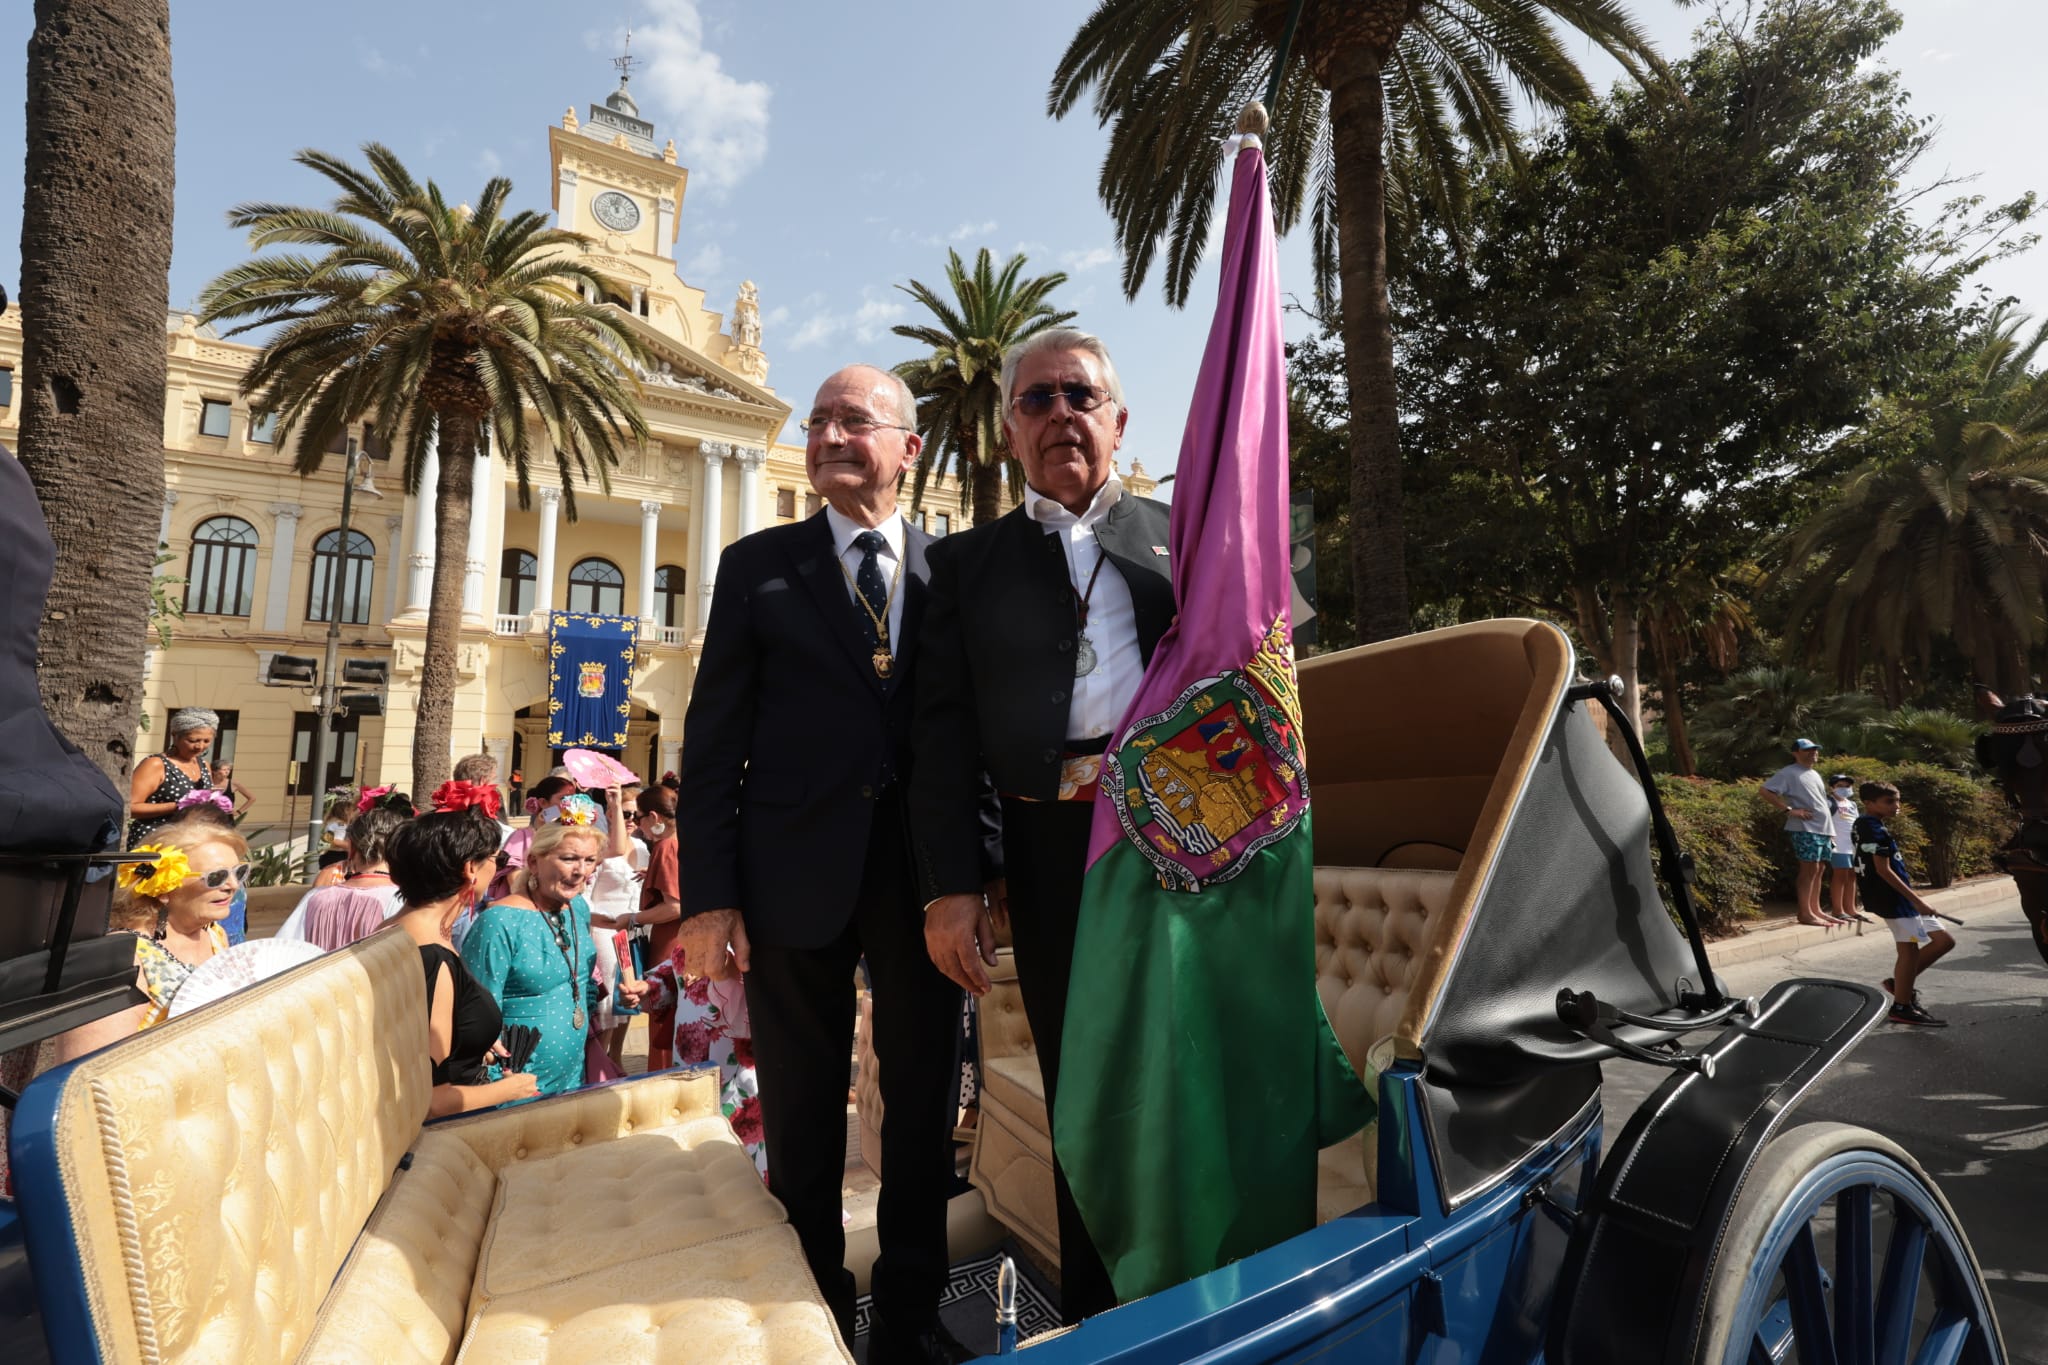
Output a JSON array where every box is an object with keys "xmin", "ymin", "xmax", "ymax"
[{"xmin": 561, "ymin": 748, "xmax": 638, "ymax": 788}]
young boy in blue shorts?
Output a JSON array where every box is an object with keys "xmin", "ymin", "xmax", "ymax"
[{"xmin": 1852, "ymin": 782, "xmax": 1955, "ymax": 1027}]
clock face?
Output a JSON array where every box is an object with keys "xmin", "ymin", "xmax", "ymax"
[{"xmin": 591, "ymin": 191, "xmax": 641, "ymax": 232}]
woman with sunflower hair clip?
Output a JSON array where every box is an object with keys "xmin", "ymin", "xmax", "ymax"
[{"xmin": 52, "ymin": 822, "xmax": 250, "ymax": 1060}]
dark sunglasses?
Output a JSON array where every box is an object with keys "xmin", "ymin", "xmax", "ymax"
[
  {"xmin": 1011, "ymin": 384, "xmax": 1111, "ymax": 418},
  {"xmin": 200, "ymin": 863, "xmax": 252, "ymax": 890}
]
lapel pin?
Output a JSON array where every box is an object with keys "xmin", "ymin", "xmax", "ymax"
[{"xmin": 1151, "ymin": 546, "xmax": 1170, "ymax": 556}]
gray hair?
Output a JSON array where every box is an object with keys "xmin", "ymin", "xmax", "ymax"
[
  {"xmin": 452, "ymin": 753, "xmax": 499, "ymax": 783},
  {"xmin": 1000, "ymin": 328, "xmax": 1126, "ymax": 416},
  {"xmin": 167, "ymin": 707, "xmax": 221, "ymax": 737}
]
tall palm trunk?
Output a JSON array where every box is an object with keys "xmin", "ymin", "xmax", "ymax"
[
  {"xmin": 413, "ymin": 414, "xmax": 477, "ymax": 792},
  {"xmin": 970, "ymin": 456, "xmax": 1004, "ymax": 527},
  {"xmin": 1327, "ymin": 51, "xmax": 1409, "ymax": 643},
  {"xmin": 17, "ymin": 0, "xmax": 176, "ymax": 788},
  {"xmin": 1657, "ymin": 647, "xmax": 1698, "ymax": 777}
]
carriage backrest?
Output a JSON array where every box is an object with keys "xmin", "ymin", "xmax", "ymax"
[{"xmin": 1299, "ymin": 619, "xmax": 1573, "ymax": 1051}]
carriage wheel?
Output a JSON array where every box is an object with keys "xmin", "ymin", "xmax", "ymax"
[{"xmin": 1692, "ymin": 1122, "xmax": 2005, "ymax": 1365}]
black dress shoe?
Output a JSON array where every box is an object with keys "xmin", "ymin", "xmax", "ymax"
[{"xmin": 865, "ymin": 1309, "xmax": 977, "ymax": 1365}]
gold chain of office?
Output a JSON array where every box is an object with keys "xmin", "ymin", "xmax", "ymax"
[{"xmin": 837, "ymin": 549, "xmax": 904, "ymax": 678}]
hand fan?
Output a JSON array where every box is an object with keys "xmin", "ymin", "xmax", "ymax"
[
  {"xmin": 168, "ymin": 938, "xmax": 325, "ymax": 1018},
  {"xmin": 561, "ymin": 748, "xmax": 638, "ymax": 789}
]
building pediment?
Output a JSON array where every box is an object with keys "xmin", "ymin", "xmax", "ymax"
[{"xmin": 615, "ymin": 313, "xmax": 789, "ymax": 425}]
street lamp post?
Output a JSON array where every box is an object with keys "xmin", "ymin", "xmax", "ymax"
[{"xmin": 302, "ymin": 438, "xmax": 373, "ymax": 880}]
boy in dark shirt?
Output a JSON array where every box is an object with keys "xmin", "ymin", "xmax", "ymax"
[{"xmin": 1853, "ymin": 782, "xmax": 1956, "ymax": 1027}]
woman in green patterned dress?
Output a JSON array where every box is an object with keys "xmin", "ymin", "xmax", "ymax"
[{"xmin": 463, "ymin": 820, "xmax": 639, "ymax": 1096}]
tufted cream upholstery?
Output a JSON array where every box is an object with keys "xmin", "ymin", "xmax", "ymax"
[
  {"xmin": 37, "ymin": 927, "xmax": 429, "ymax": 1365},
  {"xmin": 457, "ymin": 1226, "xmax": 851, "ymax": 1363},
  {"xmin": 301, "ymin": 1131, "xmax": 499, "ymax": 1365},
  {"xmin": 473, "ymin": 1117, "xmax": 786, "ymax": 1298},
  {"xmin": 431, "ymin": 1069, "xmax": 722, "ymax": 1172},
  {"xmin": 1313, "ymin": 867, "xmax": 1458, "ymax": 1079}
]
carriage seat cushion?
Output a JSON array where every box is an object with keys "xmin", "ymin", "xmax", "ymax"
[{"xmin": 1314, "ymin": 866, "xmax": 1459, "ymax": 1075}]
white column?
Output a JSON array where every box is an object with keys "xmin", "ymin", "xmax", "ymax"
[
  {"xmin": 659, "ymin": 737, "xmax": 682, "ymax": 783},
  {"xmin": 655, "ymin": 197, "xmax": 676, "ymax": 260},
  {"xmin": 638, "ymin": 500, "xmax": 661, "ymax": 624},
  {"xmin": 158, "ymin": 489, "xmax": 178, "ymax": 546},
  {"xmin": 263, "ymin": 503, "xmax": 303, "ymax": 632},
  {"xmin": 630, "ymin": 285, "xmax": 645, "ymax": 317},
  {"xmin": 735, "ymin": 446, "xmax": 766, "ymax": 539},
  {"xmin": 533, "ymin": 485, "xmax": 561, "ymax": 618},
  {"xmin": 382, "ymin": 516, "xmax": 405, "ymax": 621},
  {"xmin": 557, "ymin": 167, "xmax": 580, "ymax": 232},
  {"xmin": 695, "ymin": 442, "xmax": 727, "ymax": 637},
  {"xmin": 404, "ymin": 428, "xmax": 440, "ymax": 613},
  {"xmin": 462, "ymin": 449, "xmax": 491, "ymax": 619}
]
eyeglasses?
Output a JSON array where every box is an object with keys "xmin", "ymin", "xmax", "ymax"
[
  {"xmin": 799, "ymin": 412, "xmax": 913, "ymax": 438},
  {"xmin": 200, "ymin": 863, "xmax": 252, "ymax": 890},
  {"xmin": 1011, "ymin": 384, "xmax": 1112, "ymax": 418}
]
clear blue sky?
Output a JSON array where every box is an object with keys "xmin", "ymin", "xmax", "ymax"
[{"xmin": 0, "ymin": 1, "xmax": 2038, "ymax": 477}]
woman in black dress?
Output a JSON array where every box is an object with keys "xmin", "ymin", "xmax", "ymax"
[
  {"xmin": 126, "ymin": 707, "xmax": 219, "ymax": 845},
  {"xmin": 386, "ymin": 808, "xmax": 540, "ymax": 1115}
]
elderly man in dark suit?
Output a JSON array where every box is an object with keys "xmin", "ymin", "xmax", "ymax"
[
  {"xmin": 910, "ymin": 328, "xmax": 1175, "ymax": 1324},
  {"xmin": 677, "ymin": 364, "xmax": 972, "ymax": 1365}
]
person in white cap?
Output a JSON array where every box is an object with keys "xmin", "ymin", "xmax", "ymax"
[{"xmin": 1760, "ymin": 738, "xmax": 1849, "ymax": 927}]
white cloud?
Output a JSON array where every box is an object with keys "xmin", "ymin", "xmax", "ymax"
[
  {"xmin": 358, "ymin": 44, "xmax": 412, "ymax": 79},
  {"xmin": 788, "ymin": 295, "xmax": 909, "ymax": 351},
  {"xmin": 1059, "ymin": 245, "xmax": 1118, "ymax": 273},
  {"xmin": 1921, "ymin": 47, "xmax": 1958, "ymax": 63},
  {"xmin": 764, "ymin": 305, "xmax": 790, "ymax": 327},
  {"xmin": 949, "ymin": 219, "xmax": 997, "ymax": 242},
  {"xmin": 610, "ymin": 2, "xmax": 772, "ymax": 195},
  {"xmin": 682, "ymin": 242, "xmax": 726, "ymax": 288},
  {"xmin": 476, "ymin": 148, "xmax": 504, "ymax": 177}
]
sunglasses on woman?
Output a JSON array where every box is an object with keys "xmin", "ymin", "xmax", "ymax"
[{"xmin": 199, "ymin": 863, "xmax": 252, "ymax": 890}]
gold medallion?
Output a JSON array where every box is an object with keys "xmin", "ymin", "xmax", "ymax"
[{"xmin": 873, "ymin": 650, "xmax": 895, "ymax": 679}]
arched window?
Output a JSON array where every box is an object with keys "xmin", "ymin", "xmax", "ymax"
[
  {"xmin": 654, "ymin": 564, "xmax": 687, "ymax": 628},
  {"xmin": 566, "ymin": 557, "xmax": 625, "ymax": 615},
  {"xmin": 185, "ymin": 516, "xmax": 258, "ymax": 616},
  {"xmin": 499, "ymin": 548, "xmax": 537, "ymax": 617},
  {"xmin": 307, "ymin": 527, "xmax": 376, "ymax": 624}
]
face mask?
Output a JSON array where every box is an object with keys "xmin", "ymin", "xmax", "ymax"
[{"xmin": 1834, "ymin": 786, "xmax": 1852, "ymax": 796}]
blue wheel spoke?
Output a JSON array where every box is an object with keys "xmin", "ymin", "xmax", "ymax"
[
  {"xmin": 1911, "ymin": 1315, "xmax": 1972, "ymax": 1365},
  {"xmin": 1785, "ymin": 1222, "xmax": 1843, "ymax": 1365},
  {"xmin": 1837, "ymin": 1186, "xmax": 1877, "ymax": 1365},
  {"xmin": 1752, "ymin": 1299, "xmax": 1796, "ymax": 1364},
  {"xmin": 1875, "ymin": 1214, "xmax": 1929, "ymax": 1365}
]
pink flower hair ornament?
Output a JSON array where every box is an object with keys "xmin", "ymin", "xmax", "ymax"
[
  {"xmin": 354, "ymin": 784, "xmax": 394, "ymax": 814},
  {"xmin": 176, "ymin": 789, "xmax": 235, "ymax": 814}
]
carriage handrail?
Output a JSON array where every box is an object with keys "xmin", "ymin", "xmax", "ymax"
[{"xmin": 1563, "ymin": 678, "xmax": 1727, "ymax": 1009}]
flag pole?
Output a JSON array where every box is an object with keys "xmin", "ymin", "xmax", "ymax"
[{"xmin": 1263, "ymin": 0, "xmax": 1313, "ymax": 112}]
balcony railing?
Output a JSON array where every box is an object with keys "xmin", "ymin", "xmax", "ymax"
[
  {"xmin": 658, "ymin": 626, "xmax": 685, "ymax": 647},
  {"xmin": 492, "ymin": 614, "xmax": 527, "ymax": 637}
]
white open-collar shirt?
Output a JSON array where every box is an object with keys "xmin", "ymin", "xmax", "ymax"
[
  {"xmin": 1024, "ymin": 475, "xmax": 1144, "ymax": 741},
  {"xmin": 824, "ymin": 504, "xmax": 908, "ymax": 650}
]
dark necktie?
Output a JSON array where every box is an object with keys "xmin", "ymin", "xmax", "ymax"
[{"xmin": 853, "ymin": 530, "xmax": 890, "ymax": 652}]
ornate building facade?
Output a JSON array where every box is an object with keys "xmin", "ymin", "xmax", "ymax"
[{"xmin": 0, "ymin": 73, "xmax": 1153, "ymax": 827}]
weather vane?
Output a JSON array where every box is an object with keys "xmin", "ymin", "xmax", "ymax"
[{"xmin": 613, "ymin": 29, "xmax": 639, "ymax": 86}]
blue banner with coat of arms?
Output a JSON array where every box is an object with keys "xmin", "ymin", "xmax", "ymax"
[{"xmin": 547, "ymin": 611, "xmax": 637, "ymax": 748}]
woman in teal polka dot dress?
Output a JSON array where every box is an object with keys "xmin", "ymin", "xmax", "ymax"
[{"xmin": 464, "ymin": 820, "xmax": 642, "ymax": 1096}]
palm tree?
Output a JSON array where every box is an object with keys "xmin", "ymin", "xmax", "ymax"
[
  {"xmin": 16, "ymin": 0, "xmax": 176, "ymax": 790},
  {"xmin": 199, "ymin": 145, "xmax": 649, "ymax": 792},
  {"xmin": 1050, "ymin": 0, "xmax": 1664, "ymax": 642},
  {"xmin": 1778, "ymin": 306, "xmax": 2048, "ymax": 698},
  {"xmin": 1688, "ymin": 665, "xmax": 1879, "ymax": 779},
  {"xmin": 893, "ymin": 249, "xmax": 1075, "ymax": 526},
  {"xmin": 1642, "ymin": 561, "xmax": 1760, "ymax": 776}
]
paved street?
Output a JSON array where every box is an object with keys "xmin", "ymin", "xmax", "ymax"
[{"xmin": 1601, "ymin": 891, "xmax": 2048, "ymax": 1362}]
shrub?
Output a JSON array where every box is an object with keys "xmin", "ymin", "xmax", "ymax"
[
  {"xmin": 1657, "ymin": 775, "xmax": 1771, "ymax": 935},
  {"xmin": 1744, "ymin": 754, "xmax": 2008, "ymax": 892}
]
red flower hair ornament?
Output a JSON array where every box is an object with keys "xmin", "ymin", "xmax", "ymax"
[{"xmin": 430, "ymin": 780, "xmax": 504, "ymax": 819}]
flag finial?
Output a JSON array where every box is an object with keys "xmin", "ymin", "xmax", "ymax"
[{"xmin": 1236, "ymin": 101, "xmax": 1270, "ymax": 137}]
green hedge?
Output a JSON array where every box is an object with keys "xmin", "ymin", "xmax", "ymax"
[{"xmin": 1658, "ymin": 756, "xmax": 2011, "ymax": 935}]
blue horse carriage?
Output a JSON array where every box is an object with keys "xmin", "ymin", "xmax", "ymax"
[{"xmin": 0, "ymin": 620, "xmax": 2008, "ymax": 1363}]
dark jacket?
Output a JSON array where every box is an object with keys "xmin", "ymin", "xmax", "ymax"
[
  {"xmin": 677, "ymin": 511, "xmax": 932, "ymax": 950},
  {"xmin": 910, "ymin": 493, "xmax": 1175, "ymax": 900}
]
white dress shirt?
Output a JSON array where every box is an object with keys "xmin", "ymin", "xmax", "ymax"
[
  {"xmin": 824, "ymin": 504, "xmax": 908, "ymax": 650},
  {"xmin": 1025, "ymin": 476, "xmax": 1144, "ymax": 741}
]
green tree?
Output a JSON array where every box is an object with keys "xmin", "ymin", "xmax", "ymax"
[
  {"xmin": 892, "ymin": 249, "xmax": 1074, "ymax": 525},
  {"xmin": 1642, "ymin": 561, "xmax": 1759, "ymax": 776},
  {"xmin": 1393, "ymin": 0, "xmax": 2025, "ymax": 739},
  {"xmin": 198, "ymin": 146, "xmax": 649, "ymax": 791},
  {"xmin": 1049, "ymin": 0, "xmax": 1665, "ymax": 642},
  {"xmin": 17, "ymin": 0, "xmax": 176, "ymax": 788},
  {"xmin": 1777, "ymin": 305, "xmax": 2048, "ymax": 697},
  {"xmin": 1688, "ymin": 665, "xmax": 1880, "ymax": 778}
]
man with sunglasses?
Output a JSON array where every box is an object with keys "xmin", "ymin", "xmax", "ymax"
[
  {"xmin": 910, "ymin": 327, "xmax": 1174, "ymax": 1323},
  {"xmin": 677, "ymin": 364, "xmax": 973, "ymax": 1364}
]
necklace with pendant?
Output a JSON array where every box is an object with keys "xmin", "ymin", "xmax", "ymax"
[
  {"xmin": 1072, "ymin": 548, "xmax": 1108, "ymax": 678},
  {"xmin": 837, "ymin": 545, "xmax": 904, "ymax": 678},
  {"xmin": 544, "ymin": 907, "xmax": 585, "ymax": 1031}
]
